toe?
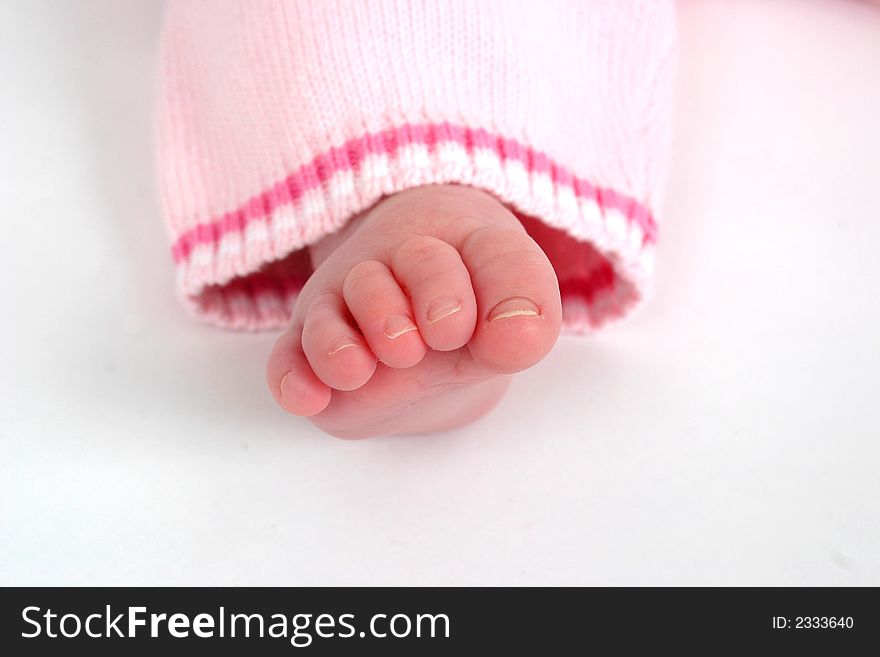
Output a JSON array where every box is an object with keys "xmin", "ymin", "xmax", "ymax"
[
  {"xmin": 266, "ymin": 322, "xmax": 332, "ymax": 416},
  {"xmin": 342, "ymin": 260, "xmax": 427, "ymax": 368},
  {"xmin": 390, "ymin": 236, "xmax": 477, "ymax": 351},
  {"xmin": 460, "ymin": 226, "xmax": 562, "ymax": 373},
  {"xmin": 301, "ymin": 292, "xmax": 377, "ymax": 390}
]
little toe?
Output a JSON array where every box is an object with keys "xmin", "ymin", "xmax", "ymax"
[
  {"xmin": 390, "ymin": 236, "xmax": 477, "ymax": 351},
  {"xmin": 343, "ymin": 260, "xmax": 427, "ymax": 368},
  {"xmin": 266, "ymin": 323, "xmax": 332, "ymax": 416},
  {"xmin": 301, "ymin": 292, "xmax": 377, "ymax": 391},
  {"xmin": 460, "ymin": 226, "xmax": 562, "ymax": 373}
]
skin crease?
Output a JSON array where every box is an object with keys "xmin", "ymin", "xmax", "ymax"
[{"xmin": 266, "ymin": 184, "xmax": 563, "ymax": 439}]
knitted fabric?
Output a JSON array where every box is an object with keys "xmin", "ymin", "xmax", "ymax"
[{"xmin": 157, "ymin": 0, "xmax": 676, "ymax": 331}]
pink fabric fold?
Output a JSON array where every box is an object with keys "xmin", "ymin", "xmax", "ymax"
[{"xmin": 157, "ymin": 0, "xmax": 676, "ymax": 331}]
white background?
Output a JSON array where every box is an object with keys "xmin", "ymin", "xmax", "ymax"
[{"xmin": 2, "ymin": 0, "xmax": 879, "ymax": 585}]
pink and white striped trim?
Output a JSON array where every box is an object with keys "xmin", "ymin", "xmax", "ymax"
[{"xmin": 171, "ymin": 122, "xmax": 658, "ymax": 332}]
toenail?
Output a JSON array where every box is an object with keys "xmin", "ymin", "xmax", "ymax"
[
  {"xmin": 427, "ymin": 297, "xmax": 462, "ymax": 323},
  {"xmin": 384, "ymin": 315, "xmax": 418, "ymax": 340},
  {"xmin": 488, "ymin": 297, "xmax": 541, "ymax": 321},
  {"xmin": 279, "ymin": 371, "xmax": 297, "ymax": 400},
  {"xmin": 328, "ymin": 336, "xmax": 358, "ymax": 355}
]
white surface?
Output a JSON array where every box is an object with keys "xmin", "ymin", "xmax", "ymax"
[{"xmin": 2, "ymin": 0, "xmax": 879, "ymax": 585}]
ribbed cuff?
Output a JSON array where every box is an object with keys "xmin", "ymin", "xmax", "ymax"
[{"xmin": 170, "ymin": 122, "xmax": 657, "ymax": 332}]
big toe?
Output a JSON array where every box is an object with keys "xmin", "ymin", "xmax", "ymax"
[{"xmin": 460, "ymin": 225, "xmax": 562, "ymax": 373}]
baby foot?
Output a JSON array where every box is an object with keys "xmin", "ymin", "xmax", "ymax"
[{"xmin": 266, "ymin": 184, "xmax": 562, "ymax": 438}]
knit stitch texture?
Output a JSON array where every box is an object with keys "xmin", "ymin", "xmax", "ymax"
[{"xmin": 157, "ymin": 0, "xmax": 676, "ymax": 331}]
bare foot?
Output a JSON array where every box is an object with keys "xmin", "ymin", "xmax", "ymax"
[{"xmin": 266, "ymin": 184, "xmax": 562, "ymax": 438}]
